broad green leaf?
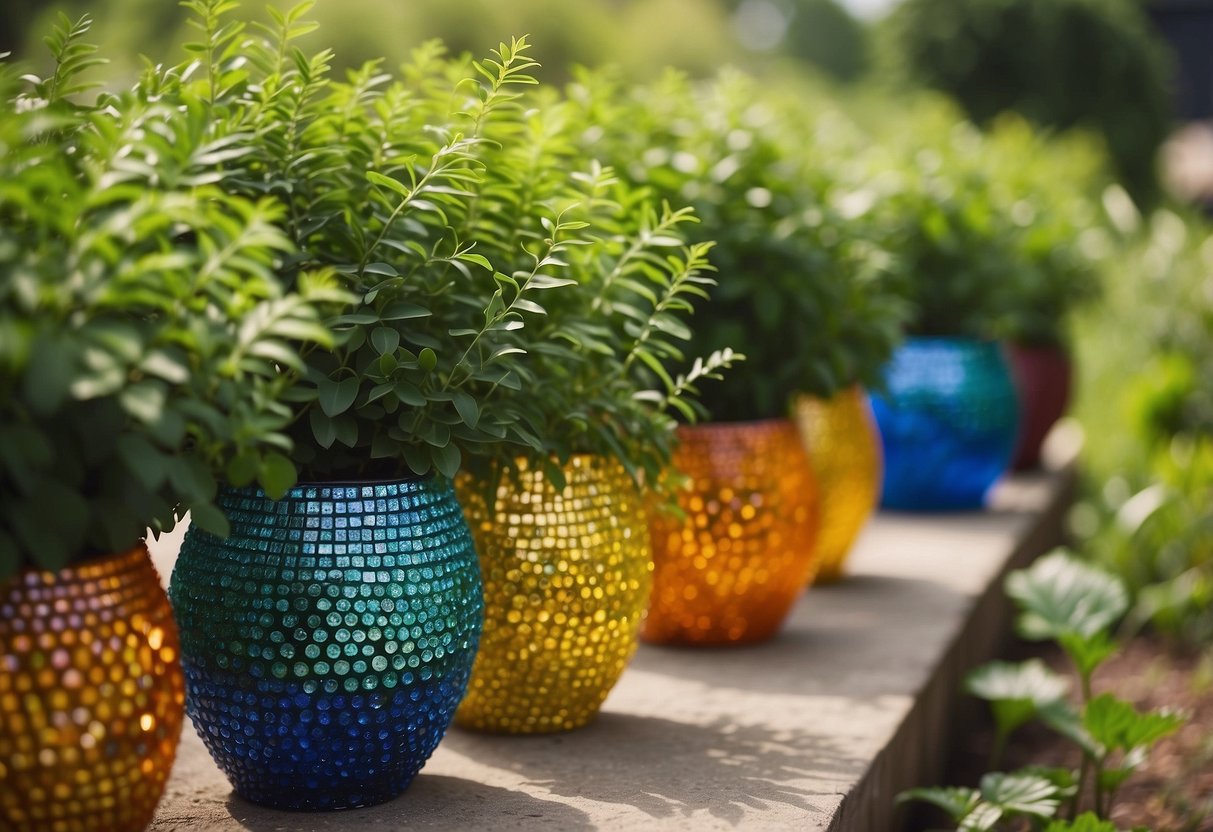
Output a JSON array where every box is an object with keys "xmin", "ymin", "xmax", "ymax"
[
  {"xmin": 1083, "ymin": 694, "xmax": 1184, "ymax": 754},
  {"xmin": 394, "ymin": 382, "xmax": 426, "ymax": 406},
  {"xmin": 258, "ymin": 452, "xmax": 297, "ymax": 500},
  {"xmin": 310, "ymin": 409, "xmax": 338, "ymax": 449},
  {"xmin": 432, "ymin": 442, "xmax": 461, "ymax": 479},
  {"xmin": 23, "ymin": 336, "xmax": 73, "ymax": 413},
  {"xmin": 317, "ymin": 376, "xmax": 359, "ymax": 417},
  {"xmin": 119, "ymin": 381, "xmax": 168, "ymax": 425},
  {"xmin": 451, "ymin": 389, "xmax": 479, "ymax": 428},
  {"xmin": 116, "ymin": 434, "xmax": 168, "ymax": 491},
  {"xmin": 371, "ymin": 326, "xmax": 400, "ymax": 355},
  {"xmin": 1039, "ymin": 700, "xmax": 1099, "ymax": 757},
  {"xmin": 362, "ymin": 261, "xmax": 399, "ymax": 278},
  {"xmin": 1007, "ymin": 550, "xmax": 1129, "ymax": 641},
  {"xmin": 190, "ymin": 502, "xmax": 232, "ymax": 540},
  {"xmin": 418, "ymin": 347, "xmax": 437, "ymax": 372},
  {"xmin": 225, "ymin": 450, "xmax": 260, "ymax": 488},
  {"xmin": 979, "ymin": 771, "xmax": 1063, "ymax": 818},
  {"xmin": 959, "ymin": 803, "xmax": 1003, "ymax": 832},
  {"xmin": 1057, "ymin": 630, "xmax": 1118, "ymax": 679},
  {"xmin": 966, "ymin": 660, "xmax": 1070, "ymax": 738},
  {"xmin": 1044, "ymin": 812, "xmax": 1119, "ymax": 832},
  {"xmin": 897, "ymin": 785, "xmax": 981, "ymax": 821}
]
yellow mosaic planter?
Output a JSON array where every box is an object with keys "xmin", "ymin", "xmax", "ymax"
[
  {"xmin": 644, "ymin": 419, "xmax": 821, "ymax": 646},
  {"xmin": 0, "ymin": 544, "xmax": 185, "ymax": 832},
  {"xmin": 455, "ymin": 456, "xmax": 651, "ymax": 733},
  {"xmin": 793, "ymin": 385, "xmax": 882, "ymax": 583}
]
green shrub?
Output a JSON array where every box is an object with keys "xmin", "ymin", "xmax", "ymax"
[
  {"xmin": 858, "ymin": 96, "xmax": 1106, "ymax": 344},
  {"xmin": 158, "ymin": 1, "xmax": 737, "ymax": 490},
  {"xmin": 571, "ymin": 68, "xmax": 906, "ymax": 421},
  {"xmin": 0, "ymin": 15, "xmax": 348, "ymax": 576},
  {"xmin": 885, "ymin": 0, "xmax": 1172, "ymax": 204}
]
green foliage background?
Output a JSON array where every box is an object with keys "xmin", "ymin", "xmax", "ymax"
[{"xmin": 2, "ymin": 0, "xmax": 869, "ymax": 88}]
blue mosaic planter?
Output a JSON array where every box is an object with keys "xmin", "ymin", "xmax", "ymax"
[
  {"xmin": 169, "ymin": 477, "xmax": 483, "ymax": 811},
  {"xmin": 871, "ymin": 338, "xmax": 1020, "ymax": 511}
]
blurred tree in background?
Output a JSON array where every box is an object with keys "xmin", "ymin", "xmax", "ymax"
[
  {"xmin": 0, "ymin": 0, "xmax": 867, "ymax": 86},
  {"xmin": 882, "ymin": 0, "xmax": 1173, "ymax": 205}
]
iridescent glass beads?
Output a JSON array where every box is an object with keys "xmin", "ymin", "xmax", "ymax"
[
  {"xmin": 456, "ymin": 456, "xmax": 651, "ymax": 733},
  {"xmin": 871, "ymin": 337, "xmax": 1020, "ymax": 510},
  {"xmin": 645, "ymin": 420, "xmax": 820, "ymax": 645},
  {"xmin": 793, "ymin": 386, "xmax": 882, "ymax": 583},
  {"xmin": 0, "ymin": 545, "xmax": 185, "ymax": 832},
  {"xmin": 169, "ymin": 478, "xmax": 482, "ymax": 810}
]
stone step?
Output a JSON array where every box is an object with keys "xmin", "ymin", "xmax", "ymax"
[{"xmin": 147, "ymin": 437, "xmax": 1077, "ymax": 832}]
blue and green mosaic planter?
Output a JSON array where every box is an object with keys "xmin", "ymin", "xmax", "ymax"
[
  {"xmin": 169, "ymin": 477, "xmax": 483, "ymax": 811},
  {"xmin": 871, "ymin": 337, "xmax": 1020, "ymax": 511}
]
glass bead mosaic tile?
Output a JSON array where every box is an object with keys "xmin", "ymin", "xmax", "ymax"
[
  {"xmin": 0, "ymin": 545, "xmax": 184, "ymax": 832},
  {"xmin": 455, "ymin": 456, "xmax": 651, "ymax": 733},
  {"xmin": 871, "ymin": 338, "xmax": 1020, "ymax": 511},
  {"xmin": 644, "ymin": 420, "xmax": 821, "ymax": 646},
  {"xmin": 793, "ymin": 386, "xmax": 882, "ymax": 583},
  {"xmin": 169, "ymin": 478, "xmax": 482, "ymax": 810}
]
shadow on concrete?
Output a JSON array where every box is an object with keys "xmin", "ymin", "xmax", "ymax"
[
  {"xmin": 628, "ymin": 572, "xmax": 972, "ymax": 700},
  {"xmin": 223, "ymin": 774, "xmax": 594, "ymax": 831},
  {"xmin": 443, "ymin": 712, "xmax": 859, "ymax": 825}
]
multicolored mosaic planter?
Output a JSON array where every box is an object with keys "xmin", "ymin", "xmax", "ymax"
[
  {"xmin": 169, "ymin": 478, "xmax": 483, "ymax": 810},
  {"xmin": 455, "ymin": 456, "xmax": 651, "ymax": 733},
  {"xmin": 1008, "ymin": 342, "xmax": 1072, "ymax": 471},
  {"xmin": 871, "ymin": 337, "xmax": 1020, "ymax": 511},
  {"xmin": 644, "ymin": 419, "xmax": 821, "ymax": 646},
  {"xmin": 793, "ymin": 386, "xmax": 882, "ymax": 583},
  {"xmin": 0, "ymin": 545, "xmax": 185, "ymax": 832}
]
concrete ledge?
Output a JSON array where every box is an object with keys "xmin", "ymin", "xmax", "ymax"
[{"xmin": 147, "ymin": 443, "xmax": 1077, "ymax": 831}]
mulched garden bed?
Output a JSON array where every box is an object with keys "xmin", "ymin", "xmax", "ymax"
[{"xmin": 933, "ymin": 636, "xmax": 1213, "ymax": 831}]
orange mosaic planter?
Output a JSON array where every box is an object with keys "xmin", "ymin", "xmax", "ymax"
[
  {"xmin": 793, "ymin": 386, "xmax": 882, "ymax": 583},
  {"xmin": 644, "ymin": 419, "xmax": 820, "ymax": 646},
  {"xmin": 0, "ymin": 544, "xmax": 185, "ymax": 832},
  {"xmin": 455, "ymin": 456, "xmax": 652, "ymax": 733}
]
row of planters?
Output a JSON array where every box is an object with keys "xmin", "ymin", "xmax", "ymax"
[{"xmin": 0, "ymin": 4, "xmax": 1107, "ymax": 829}]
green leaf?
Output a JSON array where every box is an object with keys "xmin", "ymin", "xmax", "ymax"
[
  {"xmin": 119, "ymin": 381, "xmax": 168, "ymax": 425},
  {"xmin": 190, "ymin": 502, "xmax": 231, "ymax": 540},
  {"xmin": 897, "ymin": 786, "xmax": 981, "ymax": 821},
  {"xmin": 317, "ymin": 376, "xmax": 359, "ymax": 417},
  {"xmin": 310, "ymin": 408, "xmax": 338, "ymax": 449},
  {"xmin": 258, "ymin": 452, "xmax": 298, "ymax": 500},
  {"xmin": 381, "ymin": 301, "xmax": 431, "ymax": 321},
  {"xmin": 366, "ymin": 170, "xmax": 410, "ymax": 198},
  {"xmin": 1039, "ymin": 700, "xmax": 1099, "ymax": 757},
  {"xmin": 451, "ymin": 389, "xmax": 479, "ymax": 428},
  {"xmin": 979, "ymin": 771, "xmax": 1063, "ymax": 818},
  {"xmin": 959, "ymin": 803, "xmax": 1003, "ymax": 832},
  {"xmin": 23, "ymin": 336, "xmax": 73, "ymax": 413},
  {"xmin": 394, "ymin": 382, "xmax": 426, "ymax": 406},
  {"xmin": 1057, "ymin": 630, "xmax": 1118, "ymax": 680},
  {"xmin": 966, "ymin": 660, "xmax": 1070, "ymax": 739},
  {"xmin": 225, "ymin": 450, "xmax": 260, "ymax": 488},
  {"xmin": 1083, "ymin": 694, "xmax": 1184, "ymax": 754},
  {"xmin": 418, "ymin": 347, "xmax": 437, "ymax": 372},
  {"xmin": 115, "ymin": 434, "xmax": 168, "ymax": 491},
  {"xmin": 1007, "ymin": 549, "xmax": 1129, "ymax": 641},
  {"xmin": 363, "ymin": 261, "xmax": 400, "ymax": 278},
  {"xmin": 432, "ymin": 442, "xmax": 461, "ymax": 479},
  {"xmin": 1044, "ymin": 812, "xmax": 1119, "ymax": 832},
  {"xmin": 371, "ymin": 326, "xmax": 400, "ymax": 355}
]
